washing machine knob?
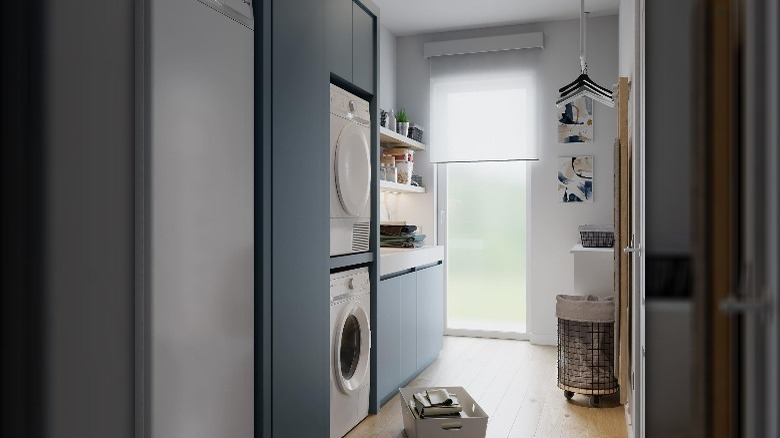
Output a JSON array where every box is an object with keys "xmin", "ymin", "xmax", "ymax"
[{"xmin": 348, "ymin": 100, "xmax": 356, "ymax": 113}]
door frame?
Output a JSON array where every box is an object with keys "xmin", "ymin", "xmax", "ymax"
[
  {"xmin": 738, "ymin": 0, "xmax": 780, "ymax": 436},
  {"xmin": 631, "ymin": 0, "xmax": 647, "ymax": 436}
]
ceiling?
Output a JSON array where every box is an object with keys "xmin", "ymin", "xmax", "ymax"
[{"xmin": 373, "ymin": 0, "xmax": 620, "ymax": 36}]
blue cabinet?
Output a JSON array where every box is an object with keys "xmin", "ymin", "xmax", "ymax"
[
  {"xmin": 352, "ymin": 2, "xmax": 374, "ymax": 93},
  {"xmin": 399, "ymin": 273, "xmax": 418, "ymax": 383},
  {"xmin": 325, "ymin": 0, "xmax": 375, "ymax": 94},
  {"xmin": 416, "ymin": 264, "xmax": 445, "ymax": 370},
  {"xmin": 374, "ymin": 263, "xmax": 444, "ymax": 408},
  {"xmin": 376, "ymin": 274, "xmax": 401, "ymax": 406},
  {"xmin": 325, "ymin": 0, "xmax": 353, "ymax": 82}
]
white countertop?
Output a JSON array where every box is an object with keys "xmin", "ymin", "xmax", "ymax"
[{"xmin": 379, "ymin": 245, "xmax": 445, "ymax": 276}]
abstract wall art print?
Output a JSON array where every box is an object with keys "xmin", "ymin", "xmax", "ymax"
[
  {"xmin": 558, "ymin": 156, "xmax": 594, "ymax": 203},
  {"xmin": 558, "ymin": 96, "xmax": 593, "ymax": 143}
]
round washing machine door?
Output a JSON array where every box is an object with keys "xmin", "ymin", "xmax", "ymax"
[
  {"xmin": 333, "ymin": 302, "xmax": 370, "ymax": 394},
  {"xmin": 335, "ymin": 123, "xmax": 371, "ymax": 217}
]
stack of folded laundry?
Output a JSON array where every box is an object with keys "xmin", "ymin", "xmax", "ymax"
[
  {"xmin": 410, "ymin": 388, "xmax": 462, "ymax": 418},
  {"xmin": 380, "ymin": 224, "xmax": 426, "ymax": 248}
]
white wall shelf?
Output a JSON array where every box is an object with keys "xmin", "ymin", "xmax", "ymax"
[
  {"xmin": 570, "ymin": 244, "xmax": 614, "ymax": 254},
  {"xmin": 379, "ymin": 126, "xmax": 427, "ymax": 151},
  {"xmin": 380, "ymin": 180, "xmax": 426, "ymax": 194}
]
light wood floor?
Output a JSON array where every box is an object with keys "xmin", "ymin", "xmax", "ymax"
[{"xmin": 346, "ymin": 336, "xmax": 628, "ymax": 438}]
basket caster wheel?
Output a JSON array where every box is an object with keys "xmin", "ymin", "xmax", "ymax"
[
  {"xmin": 590, "ymin": 395, "xmax": 601, "ymax": 407},
  {"xmin": 564, "ymin": 390, "xmax": 574, "ymax": 400}
]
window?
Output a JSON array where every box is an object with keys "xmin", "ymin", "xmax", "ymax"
[{"xmin": 430, "ymin": 49, "xmax": 537, "ymax": 336}]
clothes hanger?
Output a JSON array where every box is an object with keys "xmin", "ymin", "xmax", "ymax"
[
  {"xmin": 560, "ymin": 79, "xmax": 612, "ymax": 101},
  {"xmin": 559, "ymin": 73, "xmax": 613, "ymax": 97},
  {"xmin": 557, "ymin": 84, "xmax": 615, "ymax": 108},
  {"xmin": 556, "ymin": 0, "xmax": 614, "ymax": 108}
]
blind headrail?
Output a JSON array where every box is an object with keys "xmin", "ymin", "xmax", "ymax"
[{"xmin": 423, "ymin": 32, "xmax": 544, "ymax": 58}]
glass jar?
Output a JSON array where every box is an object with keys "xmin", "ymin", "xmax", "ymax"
[{"xmin": 387, "ymin": 166, "xmax": 398, "ymax": 183}]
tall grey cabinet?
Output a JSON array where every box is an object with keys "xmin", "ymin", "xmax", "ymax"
[{"xmin": 266, "ymin": 0, "xmax": 379, "ymax": 435}]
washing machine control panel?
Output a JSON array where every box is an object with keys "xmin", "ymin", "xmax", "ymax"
[
  {"xmin": 330, "ymin": 267, "xmax": 370, "ymax": 300},
  {"xmin": 330, "ymin": 85, "xmax": 370, "ymax": 124}
]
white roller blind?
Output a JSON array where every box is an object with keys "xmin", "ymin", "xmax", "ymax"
[{"xmin": 430, "ymin": 49, "xmax": 540, "ymax": 162}]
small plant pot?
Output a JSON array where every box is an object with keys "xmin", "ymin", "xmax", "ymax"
[{"xmin": 397, "ymin": 121, "xmax": 410, "ymax": 136}]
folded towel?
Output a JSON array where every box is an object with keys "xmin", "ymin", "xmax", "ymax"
[
  {"xmin": 410, "ymin": 391, "xmax": 462, "ymax": 418},
  {"xmin": 380, "ymin": 233, "xmax": 426, "ymax": 248},
  {"xmin": 380, "ymin": 234, "xmax": 426, "ymax": 243},
  {"xmin": 426, "ymin": 388, "xmax": 454, "ymax": 406},
  {"xmin": 380, "ymin": 224, "xmax": 418, "ymax": 236}
]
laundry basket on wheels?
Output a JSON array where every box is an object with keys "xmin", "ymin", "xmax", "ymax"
[{"xmin": 556, "ymin": 294, "xmax": 618, "ymax": 407}]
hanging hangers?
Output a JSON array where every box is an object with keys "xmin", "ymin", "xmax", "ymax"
[{"xmin": 556, "ymin": 0, "xmax": 614, "ymax": 108}]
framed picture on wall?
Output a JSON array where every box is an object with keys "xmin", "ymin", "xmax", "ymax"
[
  {"xmin": 558, "ymin": 96, "xmax": 593, "ymax": 143},
  {"xmin": 558, "ymin": 156, "xmax": 594, "ymax": 203}
]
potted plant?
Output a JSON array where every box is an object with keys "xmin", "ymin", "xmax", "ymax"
[{"xmin": 396, "ymin": 108, "xmax": 410, "ymax": 136}]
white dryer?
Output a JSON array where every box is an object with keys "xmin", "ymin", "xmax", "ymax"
[
  {"xmin": 330, "ymin": 84, "xmax": 372, "ymax": 256},
  {"xmin": 330, "ymin": 267, "xmax": 371, "ymax": 438}
]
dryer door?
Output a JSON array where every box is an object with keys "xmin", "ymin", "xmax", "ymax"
[
  {"xmin": 335, "ymin": 123, "xmax": 371, "ymax": 217},
  {"xmin": 334, "ymin": 302, "xmax": 370, "ymax": 394}
]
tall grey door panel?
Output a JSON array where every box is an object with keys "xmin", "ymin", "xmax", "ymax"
[
  {"xmin": 376, "ymin": 277, "xmax": 401, "ymax": 405},
  {"xmin": 399, "ymin": 272, "xmax": 418, "ymax": 383},
  {"xmin": 417, "ymin": 264, "xmax": 444, "ymax": 368},
  {"xmin": 326, "ymin": 0, "xmax": 353, "ymax": 81},
  {"xmin": 150, "ymin": 0, "xmax": 253, "ymax": 436},
  {"xmin": 352, "ymin": 2, "xmax": 374, "ymax": 93}
]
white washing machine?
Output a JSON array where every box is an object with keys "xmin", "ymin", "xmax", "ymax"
[
  {"xmin": 330, "ymin": 267, "xmax": 371, "ymax": 438},
  {"xmin": 330, "ymin": 84, "xmax": 372, "ymax": 256}
]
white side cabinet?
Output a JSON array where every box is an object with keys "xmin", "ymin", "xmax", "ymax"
[{"xmin": 570, "ymin": 244, "xmax": 615, "ymax": 296}]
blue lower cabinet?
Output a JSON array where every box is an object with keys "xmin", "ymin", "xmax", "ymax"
[
  {"xmin": 399, "ymin": 273, "xmax": 418, "ymax": 384},
  {"xmin": 376, "ymin": 274, "xmax": 401, "ymax": 406},
  {"xmin": 416, "ymin": 264, "xmax": 444, "ymax": 369},
  {"xmin": 375, "ymin": 263, "xmax": 444, "ymax": 408}
]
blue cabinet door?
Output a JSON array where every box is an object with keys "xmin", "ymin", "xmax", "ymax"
[
  {"xmin": 416, "ymin": 264, "xmax": 444, "ymax": 369},
  {"xmin": 399, "ymin": 272, "xmax": 418, "ymax": 383},
  {"xmin": 376, "ymin": 275, "xmax": 401, "ymax": 406},
  {"xmin": 325, "ymin": 0, "xmax": 353, "ymax": 81},
  {"xmin": 351, "ymin": 2, "xmax": 374, "ymax": 93}
]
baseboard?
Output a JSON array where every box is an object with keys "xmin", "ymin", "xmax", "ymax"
[{"xmin": 529, "ymin": 333, "xmax": 557, "ymax": 346}]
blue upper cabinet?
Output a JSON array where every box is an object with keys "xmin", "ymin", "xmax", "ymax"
[
  {"xmin": 352, "ymin": 2, "xmax": 375, "ymax": 94},
  {"xmin": 325, "ymin": 0, "xmax": 353, "ymax": 82},
  {"xmin": 326, "ymin": 0, "xmax": 375, "ymax": 94}
]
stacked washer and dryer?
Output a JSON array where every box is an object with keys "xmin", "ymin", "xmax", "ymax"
[{"xmin": 329, "ymin": 84, "xmax": 372, "ymax": 438}]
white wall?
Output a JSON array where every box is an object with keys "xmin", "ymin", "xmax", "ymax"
[
  {"xmin": 392, "ymin": 16, "xmax": 619, "ymax": 343},
  {"xmin": 618, "ymin": 0, "xmax": 635, "ymax": 77},
  {"xmin": 379, "ymin": 23, "xmax": 396, "ymax": 111}
]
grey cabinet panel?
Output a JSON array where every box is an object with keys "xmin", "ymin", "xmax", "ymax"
[
  {"xmin": 399, "ymin": 272, "xmax": 418, "ymax": 383},
  {"xmin": 271, "ymin": 0, "xmax": 330, "ymax": 435},
  {"xmin": 416, "ymin": 264, "xmax": 444, "ymax": 369},
  {"xmin": 326, "ymin": 0, "xmax": 353, "ymax": 81},
  {"xmin": 352, "ymin": 2, "xmax": 374, "ymax": 93},
  {"xmin": 377, "ymin": 276, "xmax": 401, "ymax": 405}
]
